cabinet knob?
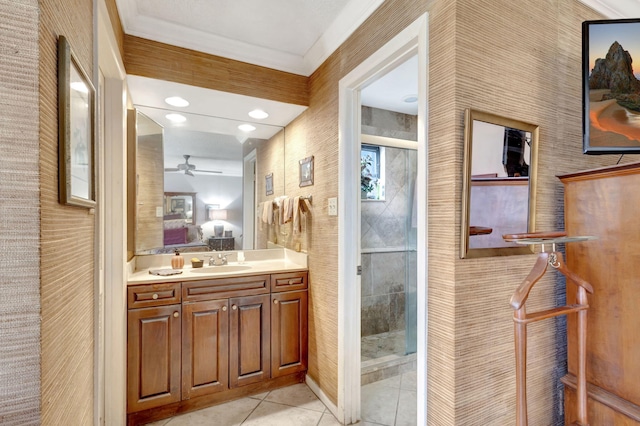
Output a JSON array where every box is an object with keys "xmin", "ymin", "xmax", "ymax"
[
  {"xmin": 152, "ymin": 293, "xmax": 159, "ymax": 300},
  {"xmin": 232, "ymin": 305, "xmax": 237, "ymax": 310},
  {"xmin": 288, "ymin": 280, "xmax": 296, "ymax": 285},
  {"xmin": 273, "ymin": 299, "xmax": 279, "ymax": 304},
  {"xmin": 222, "ymin": 306, "xmax": 227, "ymax": 312},
  {"xmin": 173, "ymin": 312, "xmax": 179, "ymax": 318}
]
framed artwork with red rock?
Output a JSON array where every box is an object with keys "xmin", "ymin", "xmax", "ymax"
[{"xmin": 583, "ymin": 19, "xmax": 640, "ymax": 154}]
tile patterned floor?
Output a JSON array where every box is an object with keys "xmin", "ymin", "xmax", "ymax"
[{"xmin": 144, "ymin": 371, "xmax": 417, "ymax": 426}]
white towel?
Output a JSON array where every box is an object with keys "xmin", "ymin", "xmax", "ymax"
[
  {"xmin": 292, "ymin": 196, "xmax": 301, "ymax": 234},
  {"xmin": 262, "ymin": 201, "xmax": 273, "ymax": 225},
  {"xmin": 282, "ymin": 197, "xmax": 293, "ymax": 224}
]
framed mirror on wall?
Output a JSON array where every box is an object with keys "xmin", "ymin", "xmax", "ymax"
[
  {"xmin": 126, "ymin": 75, "xmax": 308, "ymax": 255},
  {"xmin": 460, "ymin": 108, "xmax": 539, "ymax": 259}
]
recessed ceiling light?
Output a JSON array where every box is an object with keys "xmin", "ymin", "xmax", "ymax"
[
  {"xmin": 238, "ymin": 124, "xmax": 256, "ymax": 132},
  {"xmin": 165, "ymin": 96, "xmax": 189, "ymax": 107},
  {"xmin": 166, "ymin": 113, "xmax": 186, "ymax": 123},
  {"xmin": 402, "ymin": 94, "xmax": 418, "ymax": 103},
  {"xmin": 248, "ymin": 109, "xmax": 269, "ymax": 119}
]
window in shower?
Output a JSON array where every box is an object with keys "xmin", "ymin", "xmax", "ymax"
[{"xmin": 361, "ymin": 144, "xmax": 385, "ymax": 200}]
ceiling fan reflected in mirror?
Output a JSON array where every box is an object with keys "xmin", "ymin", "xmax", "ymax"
[{"xmin": 164, "ymin": 154, "xmax": 222, "ymax": 176}]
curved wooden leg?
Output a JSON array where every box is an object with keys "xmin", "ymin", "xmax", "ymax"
[
  {"xmin": 514, "ymin": 308, "xmax": 528, "ymax": 426},
  {"xmin": 576, "ymin": 287, "xmax": 588, "ymax": 425}
]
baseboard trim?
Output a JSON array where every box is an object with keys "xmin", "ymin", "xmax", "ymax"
[{"xmin": 306, "ymin": 374, "xmax": 341, "ymax": 423}]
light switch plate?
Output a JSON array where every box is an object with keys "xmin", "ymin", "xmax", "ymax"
[
  {"xmin": 328, "ymin": 197, "xmax": 337, "ymax": 216},
  {"xmin": 156, "ymin": 206, "xmax": 163, "ymax": 217}
]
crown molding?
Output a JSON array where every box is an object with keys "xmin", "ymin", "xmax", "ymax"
[
  {"xmin": 115, "ymin": 0, "xmax": 384, "ymax": 76},
  {"xmin": 577, "ymin": 0, "xmax": 640, "ymax": 19}
]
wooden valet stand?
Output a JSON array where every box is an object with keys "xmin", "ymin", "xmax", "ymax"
[{"xmin": 503, "ymin": 231, "xmax": 596, "ymax": 426}]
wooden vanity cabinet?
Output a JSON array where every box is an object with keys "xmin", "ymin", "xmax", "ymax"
[
  {"xmin": 271, "ymin": 290, "xmax": 308, "ymax": 377},
  {"xmin": 229, "ymin": 294, "xmax": 271, "ymax": 387},
  {"xmin": 127, "ymin": 303, "xmax": 182, "ymax": 413},
  {"xmin": 182, "ymin": 299, "xmax": 229, "ymax": 399},
  {"xmin": 127, "ymin": 271, "xmax": 308, "ymax": 424}
]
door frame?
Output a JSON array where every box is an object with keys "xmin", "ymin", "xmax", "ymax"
[
  {"xmin": 98, "ymin": 0, "xmax": 129, "ymax": 423},
  {"xmin": 242, "ymin": 149, "xmax": 257, "ymax": 249},
  {"xmin": 337, "ymin": 13, "xmax": 429, "ymax": 424}
]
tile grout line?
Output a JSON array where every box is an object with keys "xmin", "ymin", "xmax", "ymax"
[
  {"xmin": 393, "ymin": 384, "xmax": 402, "ymax": 426},
  {"xmin": 240, "ymin": 391, "xmax": 272, "ymax": 425}
]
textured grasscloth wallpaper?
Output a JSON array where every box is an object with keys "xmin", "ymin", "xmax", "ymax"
[
  {"xmin": 0, "ymin": 0, "xmax": 41, "ymax": 424},
  {"xmin": 25, "ymin": 0, "xmax": 627, "ymax": 424},
  {"xmin": 284, "ymin": 0, "xmax": 618, "ymax": 424},
  {"xmin": 40, "ymin": 0, "xmax": 96, "ymax": 423}
]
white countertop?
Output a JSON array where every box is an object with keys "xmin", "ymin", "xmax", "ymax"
[{"xmin": 127, "ymin": 248, "xmax": 308, "ymax": 286}]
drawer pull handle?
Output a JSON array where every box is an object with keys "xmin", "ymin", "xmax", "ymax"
[
  {"xmin": 173, "ymin": 312, "xmax": 179, "ymax": 318},
  {"xmin": 152, "ymin": 293, "xmax": 159, "ymax": 300},
  {"xmin": 273, "ymin": 299, "xmax": 279, "ymax": 305},
  {"xmin": 222, "ymin": 306, "xmax": 227, "ymax": 312},
  {"xmin": 288, "ymin": 280, "xmax": 296, "ymax": 285},
  {"xmin": 232, "ymin": 305, "xmax": 237, "ymax": 310}
]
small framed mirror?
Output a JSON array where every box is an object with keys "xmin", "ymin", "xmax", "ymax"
[
  {"xmin": 461, "ymin": 109, "xmax": 539, "ymax": 258},
  {"xmin": 164, "ymin": 192, "xmax": 196, "ymax": 224}
]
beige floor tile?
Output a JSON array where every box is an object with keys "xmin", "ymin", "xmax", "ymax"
[
  {"xmin": 375, "ymin": 374, "xmax": 402, "ymax": 389},
  {"xmin": 318, "ymin": 412, "xmax": 342, "ymax": 425},
  {"xmin": 242, "ymin": 400, "xmax": 323, "ymax": 426},
  {"xmin": 164, "ymin": 397, "xmax": 260, "ymax": 426},
  {"xmin": 394, "ymin": 390, "xmax": 416, "ymax": 426},
  {"xmin": 400, "ymin": 370, "xmax": 416, "ymax": 391},
  {"xmin": 143, "ymin": 419, "xmax": 170, "ymax": 426},
  {"xmin": 264, "ymin": 383, "xmax": 326, "ymax": 412},
  {"xmin": 249, "ymin": 391, "xmax": 270, "ymax": 400},
  {"xmin": 361, "ymin": 380, "xmax": 400, "ymax": 425}
]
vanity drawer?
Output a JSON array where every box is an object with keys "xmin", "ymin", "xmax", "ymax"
[
  {"xmin": 271, "ymin": 272, "xmax": 308, "ymax": 293},
  {"xmin": 128, "ymin": 282, "xmax": 181, "ymax": 309},
  {"xmin": 183, "ymin": 275, "xmax": 270, "ymax": 302}
]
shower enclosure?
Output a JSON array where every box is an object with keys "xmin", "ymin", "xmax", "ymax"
[{"xmin": 361, "ymin": 144, "xmax": 417, "ymax": 384}]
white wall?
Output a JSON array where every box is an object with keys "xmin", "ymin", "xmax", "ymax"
[{"xmin": 165, "ymin": 173, "xmax": 243, "ymax": 246}]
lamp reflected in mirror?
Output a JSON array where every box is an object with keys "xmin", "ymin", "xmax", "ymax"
[
  {"xmin": 461, "ymin": 109, "xmax": 539, "ymax": 258},
  {"xmin": 208, "ymin": 207, "xmax": 228, "ymax": 237}
]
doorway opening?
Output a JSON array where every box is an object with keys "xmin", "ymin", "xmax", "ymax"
[
  {"xmin": 360, "ymin": 135, "xmax": 418, "ymax": 425},
  {"xmin": 337, "ymin": 13, "xmax": 428, "ymax": 425}
]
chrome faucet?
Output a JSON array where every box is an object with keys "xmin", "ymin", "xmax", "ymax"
[{"xmin": 208, "ymin": 253, "xmax": 228, "ymax": 266}]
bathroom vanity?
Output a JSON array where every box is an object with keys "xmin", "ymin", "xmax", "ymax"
[{"xmin": 125, "ymin": 251, "xmax": 308, "ymax": 425}]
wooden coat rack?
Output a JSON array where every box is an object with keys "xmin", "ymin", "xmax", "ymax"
[{"xmin": 503, "ymin": 232, "xmax": 595, "ymax": 426}]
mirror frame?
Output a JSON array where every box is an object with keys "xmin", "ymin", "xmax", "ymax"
[
  {"xmin": 164, "ymin": 192, "xmax": 196, "ymax": 224},
  {"xmin": 461, "ymin": 108, "xmax": 539, "ymax": 259}
]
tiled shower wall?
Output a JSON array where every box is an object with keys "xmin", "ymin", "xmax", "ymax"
[
  {"xmin": 361, "ymin": 250, "xmax": 418, "ymax": 338},
  {"xmin": 361, "ymin": 107, "xmax": 418, "ymax": 341}
]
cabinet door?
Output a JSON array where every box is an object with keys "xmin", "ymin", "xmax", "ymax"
[
  {"xmin": 229, "ymin": 294, "xmax": 271, "ymax": 387},
  {"xmin": 182, "ymin": 299, "xmax": 229, "ymax": 399},
  {"xmin": 127, "ymin": 305, "xmax": 181, "ymax": 413},
  {"xmin": 271, "ymin": 290, "xmax": 308, "ymax": 377}
]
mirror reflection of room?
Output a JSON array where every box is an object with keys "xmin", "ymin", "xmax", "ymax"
[
  {"xmin": 469, "ymin": 120, "xmax": 531, "ymax": 249},
  {"xmin": 460, "ymin": 108, "xmax": 539, "ymax": 259},
  {"xmin": 161, "ymin": 123, "xmax": 247, "ymax": 253},
  {"xmin": 128, "ymin": 76, "xmax": 308, "ymax": 255}
]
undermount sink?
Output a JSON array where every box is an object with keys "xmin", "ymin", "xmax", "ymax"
[{"xmin": 190, "ymin": 265, "xmax": 252, "ymax": 274}]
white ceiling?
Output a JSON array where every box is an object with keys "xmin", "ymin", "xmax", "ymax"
[
  {"xmin": 116, "ymin": 0, "xmax": 386, "ymax": 76},
  {"xmin": 122, "ymin": 0, "xmax": 418, "ymax": 151},
  {"xmin": 123, "ymin": 0, "xmax": 629, "ymax": 157}
]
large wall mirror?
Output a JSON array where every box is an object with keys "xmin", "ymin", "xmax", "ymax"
[
  {"xmin": 127, "ymin": 76, "xmax": 306, "ymax": 255},
  {"xmin": 460, "ymin": 109, "xmax": 539, "ymax": 258}
]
